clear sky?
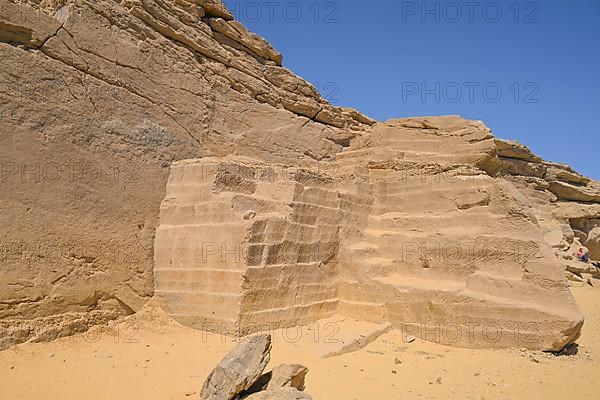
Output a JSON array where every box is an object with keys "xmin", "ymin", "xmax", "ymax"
[{"xmin": 223, "ymin": 0, "xmax": 600, "ymax": 180}]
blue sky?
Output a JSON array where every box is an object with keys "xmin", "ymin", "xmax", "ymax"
[{"xmin": 224, "ymin": 0, "xmax": 600, "ymax": 179}]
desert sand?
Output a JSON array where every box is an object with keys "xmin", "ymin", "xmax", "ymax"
[{"xmin": 1, "ymin": 285, "xmax": 598, "ymax": 400}]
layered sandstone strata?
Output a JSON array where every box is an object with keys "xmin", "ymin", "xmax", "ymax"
[
  {"xmin": 154, "ymin": 158, "xmax": 340, "ymax": 333},
  {"xmin": 490, "ymin": 138, "xmax": 600, "ymax": 260},
  {"xmin": 333, "ymin": 117, "xmax": 585, "ymax": 350},
  {"xmin": 0, "ymin": 0, "xmax": 596, "ymax": 352},
  {"xmin": 154, "ymin": 117, "xmax": 586, "ymax": 350},
  {"xmin": 0, "ymin": 0, "xmax": 373, "ymax": 349}
]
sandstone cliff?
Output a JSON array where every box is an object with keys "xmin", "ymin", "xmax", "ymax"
[
  {"xmin": 0, "ymin": 0, "xmax": 598, "ymax": 351},
  {"xmin": 0, "ymin": 0, "xmax": 373, "ymax": 349},
  {"xmin": 153, "ymin": 117, "xmax": 590, "ymax": 350}
]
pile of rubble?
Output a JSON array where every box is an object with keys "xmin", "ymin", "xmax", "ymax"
[
  {"xmin": 561, "ymin": 249, "xmax": 600, "ymax": 287},
  {"xmin": 556, "ymin": 232, "xmax": 600, "ymax": 286}
]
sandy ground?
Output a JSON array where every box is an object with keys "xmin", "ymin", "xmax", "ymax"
[{"xmin": 1, "ymin": 286, "xmax": 599, "ymax": 400}]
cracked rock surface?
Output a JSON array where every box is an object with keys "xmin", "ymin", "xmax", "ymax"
[
  {"xmin": 0, "ymin": 0, "xmax": 374, "ymax": 349},
  {"xmin": 1, "ymin": 0, "xmax": 599, "ymax": 353}
]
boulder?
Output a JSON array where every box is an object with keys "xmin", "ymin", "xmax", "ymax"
[
  {"xmin": 566, "ymin": 272, "xmax": 584, "ymax": 283},
  {"xmin": 586, "ymin": 227, "xmax": 600, "ymax": 260},
  {"xmin": 267, "ymin": 364, "xmax": 309, "ymax": 391},
  {"xmin": 573, "ymin": 230, "xmax": 588, "ymax": 243},
  {"xmin": 246, "ymin": 364, "xmax": 309, "ymax": 394},
  {"xmin": 200, "ymin": 334, "xmax": 272, "ymax": 400},
  {"xmin": 565, "ymin": 261, "xmax": 594, "ymax": 275},
  {"xmin": 243, "ymin": 388, "xmax": 313, "ymax": 400}
]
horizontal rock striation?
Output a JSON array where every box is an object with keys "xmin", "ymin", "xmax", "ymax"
[
  {"xmin": 333, "ymin": 117, "xmax": 584, "ymax": 350},
  {"xmin": 154, "ymin": 158, "xmax": 341, "ymax": 333},
  {"xmin": 0, "ymin": 0, "xmax": 373, "ymax": 349},
  {"xmin": 490, "ymin": 138, "xmax": 600, "ymax": 261},
  {"xmin": 155, "ymin": 117, "xmax": 587, "ymax": 351},
  {"xmin": 0, "ymin": 0, "xmax": 596, "ymax": 352}
]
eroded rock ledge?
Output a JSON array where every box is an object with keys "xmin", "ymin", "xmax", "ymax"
[
  {"xmin": 2, "ymin": 0, "xmax": 374, "ymax": 133},
  {"xmin": 490, "ymin": 138, "xmax": 600, "ymax": 261}
]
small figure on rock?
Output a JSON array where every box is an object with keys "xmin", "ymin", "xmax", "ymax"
[{"xmin": 576, "ymin": 246, "xmax": 590, "ymax": 263}]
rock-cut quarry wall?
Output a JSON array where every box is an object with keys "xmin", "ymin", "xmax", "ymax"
[
  {"xmin": 0, "ymin": 0, "xmax": 598, "ymax": 351},
  {"xmin": 154, "ymin": 158, "xmax": 342, "ymax": 333},
  {"xmin": 154, "ymin": 117, "xmax": 586, "ymax": 351},
  {"xmin": 0, "ymin": 0, "xmax": 373, "ymax": 350}
]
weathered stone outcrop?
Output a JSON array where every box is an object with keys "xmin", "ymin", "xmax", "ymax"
[
  {"xmin": 200, "ymin": 334, "xmax": 313, "ymax": 400},
  {"xmin": 495, "ymin": 139, "xmax": 542, "ymax": 163},
  {"xmin": 0, "ymin": 0, "xmax": 373, "ymax": 349},
  {"xmin": 154, "ymin": 116, "xmax": 585, "ymax": 351},
  {"xmin": 265, "ymin": 364, "xmax": 309, "ymax": 391},
  {"xmin": 489, "ymin": 138, "xmax": 600, "ymax": 289},
  {"xmin": 332, "ymin": 118, "xmax": 584, "ymax": 351},
  {"xmin": 0, "ymin": 0, "xmax": 596, "ymax": 353},
  {"xmin": 490, "ymin": 139, "xmax": 600, "ymax": 260},
  {"xmin": 0, "ymin": 0, "xmax": 62, "ymax": 48},
  {"xmin": 586, "ymin": 228, "xmax": 600, "ymax": 260},
  {"xmin": 201, "ymin": 334, "xmax": 272, "ymax": 400},
  {"xmin": 548, "ymin": 181, "xmax": 600, "ymax": 203}
]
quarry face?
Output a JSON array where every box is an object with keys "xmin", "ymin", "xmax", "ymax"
[{"xmin": 1, "ymin": 0, "xmax": 599, "ymax": 355}]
